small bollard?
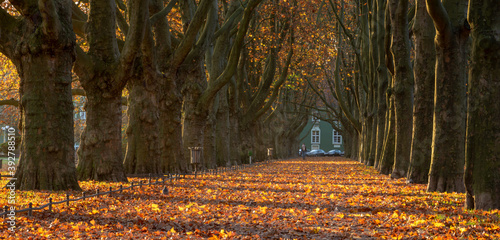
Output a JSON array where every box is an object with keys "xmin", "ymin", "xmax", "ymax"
[
  {"xmin": 96, "ymin": 189, "xmax": 99, "ymax": 196},
  {"xmin": 149, "ymin": 173, "xmax": 152, "ymax": 184},
  {"xmin": 49, "ymin": 198, "xmax": 52, "ymax": 212},
  {"xmin": 120, "ymin": 185, "xmax": 123, "ymax": 193},
  {"xmin": 66, "ymin": 194, "xmax": 70, "ymax": 207},
  {"xmin": 83, "ymin": 192, "xmax": 86, "ymax": 199},
  {"xmin": 3, "ymin": 206, "xmax": 8, "ymax": 219},
  {"xmin": 28, "ymin": 202, "xmax": 32, "ymax": 217},
  {"xmin": 109, "ymin": 186, "xmax": 112, "ymax": 196}
]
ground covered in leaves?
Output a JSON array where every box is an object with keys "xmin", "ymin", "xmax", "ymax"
[{"xmin": 1, "ymin": 158, "xmax": 499, "ymax": 239}]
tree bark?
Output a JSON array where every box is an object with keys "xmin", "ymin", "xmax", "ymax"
[
  {"xmin": 159, "ymin": 82, "xmax": 186, "ymax": 173},
  {"xmin": 378, "ymin": 91, "xmax": 395, "ymax": 175},
  {"xmin": 407, "ymin": 0, "xmax": 435, "ymax": 184},
  {"xmin": 465, "ymin": 0, "xmax": 500, "ymax": 210},
  {"xmin": 77, "ymin": 92, "xmax": 127, "ymax": 181},
  {"xmin": 426, "ymin": 0, "xmax": 468, "ymax": 193},
  {"xmin": 389, "ymin": 0, "xmax": 414, "ymax": 179},
  {"xmin": 377, "ymin": 0, "xmax": 395, "ymax": 175},
  {"xmin": 74, "ymin": 0, "xmax": 148, "ymax": 182},
  {"xmin": 374, "ymin": 0, "xmax": 388, "ymax": 170},
  {"xmin": 216, "ymin": 89, "xmax": 232, "ymax": 166},
  {"xmin": 3, "ymin": 0, "xmax": 81, "ymax": 190},
  {"xmin": 123, "ymin": 73, "xmax": 160, "ymax": 174}
]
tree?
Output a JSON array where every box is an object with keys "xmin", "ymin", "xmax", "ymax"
[
  {"xmin": 465, "ymin": 0, "xmax": 500, "ymax": 210},
  {"xmin": 407, "ymin": 0, "xmax": 435, "ymax": 184},
  {"xmin": 377, "ymin": 1, "xmax": 395, "ymax": 175},
  {"xmin": 73, "ymin": 0, "xmax": 148, "ymax": 181},
  {"xmin": 388, "ymin": 0, "xmax": 413, "ymax": 179},
  {"xmin": 0, "ymin": 0, "xmax": 80, "ymax": 190},
  {"xmin": 426, "ymin": 0, "xmax": 468, "ymax": 193},
  {"xmin": 373, "ymin": 0, "xmax": 389, "ymax": 170}
]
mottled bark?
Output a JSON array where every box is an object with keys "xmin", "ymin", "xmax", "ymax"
[
  {"xmin": 203, "ymin": 108, "xmax": 217, "ymax": 168},
  {"xmin": 123, "ymin": 74, "xmax": 160, "ymax": 174},
  {"xmin": 426, "ymin": 0, "xmax": 468, "ymax": 193},
  {"xmin": 465, "ymin": 0, "xmax": 500, "ymax": 210},
  {"xmin": 407, "ymin": 0, "xmax": 435, "ymax": 184},
  {"xmin": 159, "ymin": 83, "xmax": 186, "ymax": 173},
  {"xmin": 4, "ymin": 0, "xmax": 81, "ymax": 190},
  {"xmin": 216, "ymin": 89, "xmax": 231, "ymax": 166},
  {"xmin": 181, "ymin": 61, "xmax": 208, "ymax": 169},
  {"xmin": 77, "ymin": 93, "xmax": 127, "ymax": 181},
  {"xmin": 75, "ymin": 0, "xmax": 148, "ymax": 182},
  {"xmin": 389, "ymin": 0, "xmax": 414, "ymax": 179}
]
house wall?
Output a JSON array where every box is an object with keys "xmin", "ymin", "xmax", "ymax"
[{"xmin": 298, "ymin": 119, "xmax": 344, "ymax": 152}]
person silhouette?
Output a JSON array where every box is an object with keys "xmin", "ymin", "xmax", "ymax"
[{"xmin": 301, "ymin": 144, "xmax": 306, "ymax": 160}]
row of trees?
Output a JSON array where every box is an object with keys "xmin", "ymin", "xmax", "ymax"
[
  {"xmin": 310, "ymin": 0, "xmax": 499, "ymax": 210},
  {"xmin": 0, "ymin": 0, "xmax": 327, "ymax": 191}
]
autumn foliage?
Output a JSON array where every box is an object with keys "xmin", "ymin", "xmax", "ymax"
[{"xmin": 1, "ymin": 158, "xmax": 499, "ymax": 239}]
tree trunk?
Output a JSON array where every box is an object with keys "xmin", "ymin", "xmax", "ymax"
[
  {"xmin": 74, "ymin": 0, "xmax": 148, "ymax": 181},
  {"xmin": 203, "ymin": 108, "xmax": 217, "ymax": 169},
  {"xmin": 159, "ymin": 82, "xmax": 186, "ymax": 173},
  {"xmin": 12, "ymin": 1, "xmax": 80, "ymax": 190},
  {"xmin": 216, "ymin": 89, "xmax": 232, "ymax": 166},
  {"xmin": 426, "ymin": 0, "xmax": 468, "ymax": 193},
  {"xmin": 389, "ymin": 0, "xmax": 414, "ymax": 179},
  {"xmin": 407, "ymin": 0, "xmax": 435, "ymax": 184},
  {"xmin": 123, "ymin": 74, "xmax": 160, "ymax": 174},
  {"xmin": 465, "ymin": 0, "xmax": 500, "ymax": 210},
  {"xmin": 181, "ymin": 60, "xmax": 208, "ymax": 171},
  {"xmin": 77, "ymin": 92, "xmax": 127, "ymax": 181},
  {"xmin": 378, "ymin": 90, "xmax": 395, "ymax": 175},
  {"xmin": 374, "ymin": 0, "xmax": 388, "ymax": 170}
]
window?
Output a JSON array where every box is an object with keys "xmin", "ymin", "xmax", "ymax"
[
  {"xmin": 333, "ymin": 130, "xmax": 342, "ymax": 144},
  {"xmin": 311, "ymin": 130, "xmax": 320, "ymax": 144}
]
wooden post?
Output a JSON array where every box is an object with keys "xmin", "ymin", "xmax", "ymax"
[
  {"xmin": 28, "ymin": 202, "xmax": 33, "ymax": 217},
  {"xmin": 48, "ymin": 198, "xmax": 52, "ymax": 212}
]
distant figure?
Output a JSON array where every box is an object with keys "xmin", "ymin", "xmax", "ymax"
[{"xmin": 301, "ymin": 144, "xmax": 306, "ymax": 160}]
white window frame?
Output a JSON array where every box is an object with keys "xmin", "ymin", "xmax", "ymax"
[
  {"xmin": 332, "ymin": 129, "xmax": 342, "ymax": 144},
  {"xmin": 311, "ymin": 128, "xmax": 320, "ymax": 144}
]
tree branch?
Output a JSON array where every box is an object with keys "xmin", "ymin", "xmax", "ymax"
[
  {"xmin": 116, "ymin": 6, "xmax": 129, "ymax": 36},
  {"xmin": 116, "ymin": 0, "xmax": 149, "ymax": 87},
  {"xmin": 170, "ymin": 0, "xmax": 214, "ymax": 68},
  {"xmin": 214, "ymin": 6, "xmax": 243, "ymax": 39},
  {"xmin": 197, "ymin": 0, "xmax": 263, "ymax": 111},
  {"xmin": 0, "ymin": 99, "xmax": 19, "ymax": 107},
  {"xmin": 245, "ymin": 41, "xmax": 294, "ymax": 125},
  {"xmin": 425, "ymin": 0, "xmax": 450, "ymax": 34},
  {"xmin": 150, "ymin": 0, "xmax": 179, "ymax": 25},
  {"xmin": 0, "ymin": 7, "xmax": 22, "ymax": 59}
]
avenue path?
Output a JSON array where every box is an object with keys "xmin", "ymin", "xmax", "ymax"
[{"xmin": 1, "ymin": 158, "xmax": 499, "ymax": 239}]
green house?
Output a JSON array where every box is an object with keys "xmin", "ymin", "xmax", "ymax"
[{"xmin": 299, "ymin": 116, "xmax": 343, "ymax": 152}]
